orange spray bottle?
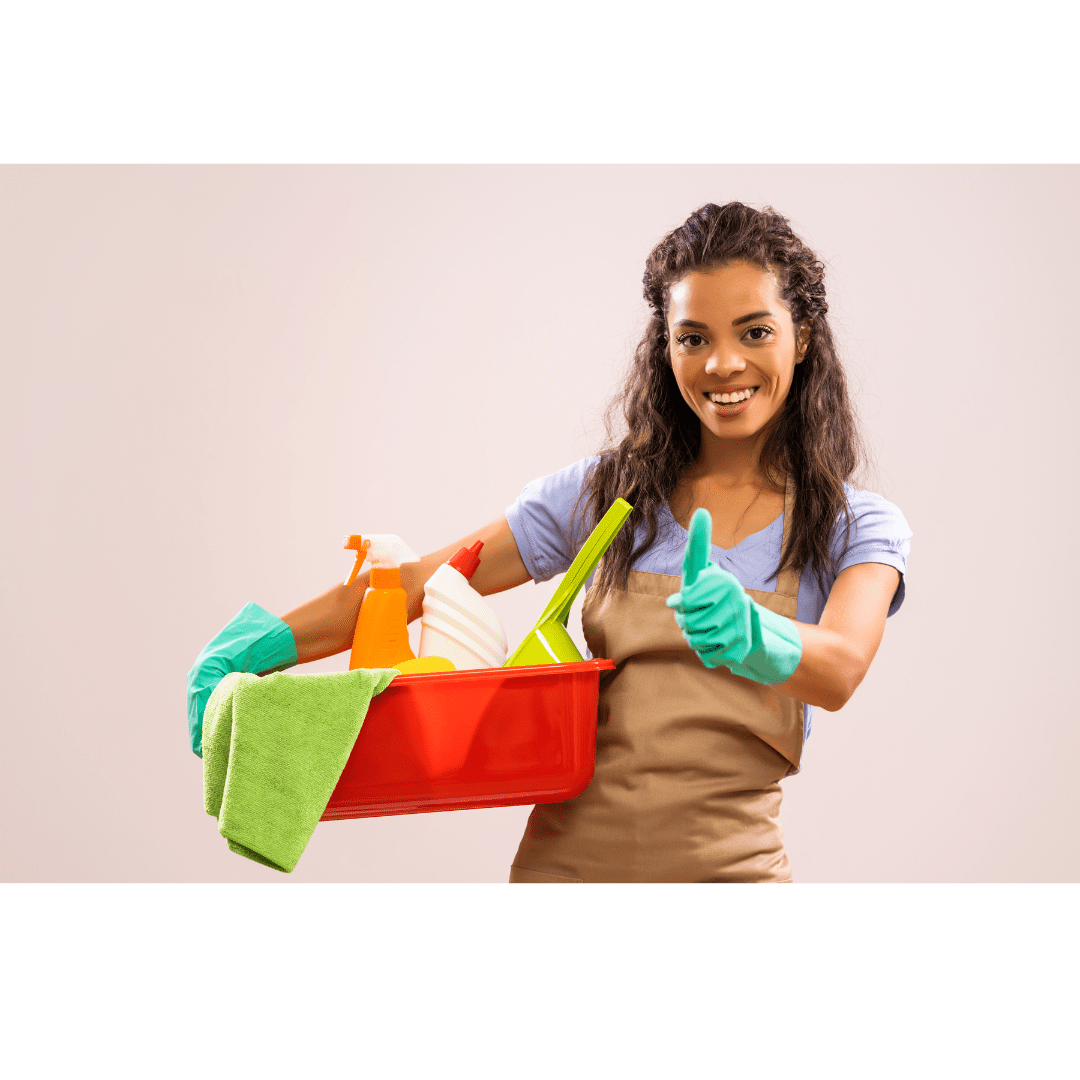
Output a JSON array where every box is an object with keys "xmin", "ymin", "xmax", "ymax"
[{"xmin": 343, "ymin": 534, "xmax": 421, "ymax": 670}]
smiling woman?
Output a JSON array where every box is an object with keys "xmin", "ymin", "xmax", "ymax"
[{"xmin": 502, "ymin": 202, "xmax": 912, "ymax": 881}]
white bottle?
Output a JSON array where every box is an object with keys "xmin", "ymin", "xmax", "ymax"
[{"xmin": 419, "ymin": 541, "xmax": 508, "ymax": 670}]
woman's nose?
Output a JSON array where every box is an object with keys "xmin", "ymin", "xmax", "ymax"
[{"xmin": 704, "ymin": 347, "xmax": 746, "ymax": 376}]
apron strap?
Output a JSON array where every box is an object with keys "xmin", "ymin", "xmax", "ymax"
[{"xmin": 774, "ymin": 475, "xmax": 801, "ymax": 601}]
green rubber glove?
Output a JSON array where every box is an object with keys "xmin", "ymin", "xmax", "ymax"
[
  {"xmin": 666, "ymin": 508, "xmax": 803, "ymax": 685},
  {"xmin": 186, "ymin": 602, "xmax": 298, "ymax": 757}
]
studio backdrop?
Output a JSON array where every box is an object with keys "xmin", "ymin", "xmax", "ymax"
[{"xmin": 1, "ymin": 164, "xmax": 1075, "ymax": 882}]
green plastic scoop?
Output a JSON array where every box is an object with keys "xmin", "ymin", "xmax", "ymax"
[{"xmin": 503, "ymin": 498, "xmax": 634, "ymax": 667}]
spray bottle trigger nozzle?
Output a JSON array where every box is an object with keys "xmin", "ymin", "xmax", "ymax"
[{"xmin": 343, "ymin": 535, "xmax": 371, "ymax": 586}]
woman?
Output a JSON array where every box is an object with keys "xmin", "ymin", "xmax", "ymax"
[{"xmin": 187, "ymin": 201, "xmax": 911, "ymax": 882}]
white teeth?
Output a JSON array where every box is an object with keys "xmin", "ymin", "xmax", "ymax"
[{"xmin": 708, "ymin": 387, "xmax": 757, "ymax": 404}]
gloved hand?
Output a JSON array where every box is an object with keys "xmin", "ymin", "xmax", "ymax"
[
  {"xmin": 666, "ymin": 508, "xmax": 802, "ymax": 685},
  {"xmin": 186, "ymin": 602, "xmax": 298, "ymax": 757}
]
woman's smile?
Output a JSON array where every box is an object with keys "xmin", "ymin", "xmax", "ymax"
[{"xmin": 705, "ymin": 385, "xmax": 760, "ymax": 412}]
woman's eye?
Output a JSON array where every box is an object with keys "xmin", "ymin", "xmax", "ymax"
[
  {"xmin": 744, "ymin": 325, "xmax": 774, "ymax": 342},
  {"xmin": 677, "ymin": 333, "xmax": 706, "ymax": 348}
]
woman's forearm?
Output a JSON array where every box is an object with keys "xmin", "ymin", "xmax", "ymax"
[
  {"xmin": 281, "ymin": 579, "xmax": 369, "ymax": 664},
  {"xmin": 772, "ymin": 621, "xmax": 867, "ymax": 711},
  {"xmin": 770, "ymin": 562, "xmax": 899, "ymax": 711}
]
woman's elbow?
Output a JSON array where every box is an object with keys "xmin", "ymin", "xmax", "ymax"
[
  {"xmin": 812, "ymin": 686, "xmax": 850, "ymax": 713},
  {"xmin": 820, "ymin": 654, "xmax": 871, "ymax": 712}
]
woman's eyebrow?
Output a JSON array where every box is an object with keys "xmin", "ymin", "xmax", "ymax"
[
  {"xmin": 673, "ymin": 319, "xmax": 709, "ymax": 329},
  {"xmin": 732, "ymin": 310, "xmax": 773, "ymax": 326}
]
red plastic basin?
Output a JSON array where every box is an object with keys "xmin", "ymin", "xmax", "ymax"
[{"xmin": 322, "ymin": 658, "xmax": 614, "ymax": 820}]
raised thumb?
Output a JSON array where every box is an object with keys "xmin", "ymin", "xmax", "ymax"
[{"xmin": 683, "ymin": 507, "xmax": 713, "ymax": 587}]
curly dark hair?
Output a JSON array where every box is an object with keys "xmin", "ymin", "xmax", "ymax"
[{"xmin": 575, "ymin": 201, "xmax": 867, "ymax": 595}]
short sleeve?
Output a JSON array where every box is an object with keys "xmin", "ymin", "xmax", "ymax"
[
  {"xmin": 831, "ymin": 488, "xmax": 912, "ymax": 616},
  {"xmin": 505, "ymin": 457, "xmax": 598, "ymax": 583}
]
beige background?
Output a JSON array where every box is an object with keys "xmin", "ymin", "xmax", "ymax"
[{"xmin": 1, "ymin": 165, "xmax": 1076, "ymax": 882}]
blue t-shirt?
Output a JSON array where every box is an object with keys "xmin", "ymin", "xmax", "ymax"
[{"xmin": 505, "ymin": 456, "xmax": 912, "ymax": 743}]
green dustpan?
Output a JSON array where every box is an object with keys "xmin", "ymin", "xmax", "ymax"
[{"xmin": 503, "ymin": 498, "xmax": 634, "ymax": 667}]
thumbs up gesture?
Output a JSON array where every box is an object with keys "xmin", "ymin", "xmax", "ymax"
[
  {"xmin": 665, "ymin": 508, "xmax": 753, "ymax": 668},
  {"xmin": 666, "ymin": 507, "xmax": 804, "ymax": 683}
]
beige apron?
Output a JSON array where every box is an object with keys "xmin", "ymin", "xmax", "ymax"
[{"xmin": 510, "ymin": 481, "xmax": 805, "ymax": 883}]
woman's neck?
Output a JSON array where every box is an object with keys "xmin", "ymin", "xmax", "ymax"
[{"xmin": 691, "ymin": 429, "xmax": 774, "ymax": 491}]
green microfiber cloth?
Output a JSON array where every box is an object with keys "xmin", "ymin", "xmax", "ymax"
[{"xmin": 203, "ymin": 667, "xmax": 397, "ymax": 873}]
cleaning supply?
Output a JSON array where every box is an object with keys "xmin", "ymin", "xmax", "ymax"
[
  {"xmin": 504, "ymin": 498, "xmax": 634, "ymax": 667},
  {"xmin": 346, "ymin": 534, "xmax": 420, "ymax": 670},
  {"xmin": 186, "ymin": 602, "xmax": 298, "ymax": 757},
  {"xmin": 419, "ymin": 540, "xmax": 508, "ymax": 670},
  {"xmin": 666, "ymin": 507, "xmax": 803, "ymax": 683},
  {"xmin": 343, "ymin": 534, "xmax": 371, "ymax": 585},
  {"xmin": 203, "ymin": 665, "xmax": 397, "ymax": 873},
  {"xmin": 394, "ymin": 656, "xmax": 455, "ymax": 674}
]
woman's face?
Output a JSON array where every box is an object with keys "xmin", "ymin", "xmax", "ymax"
[{"xmin": 667, "ymin": 261, "xmax": 808, "ymax": 449}]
